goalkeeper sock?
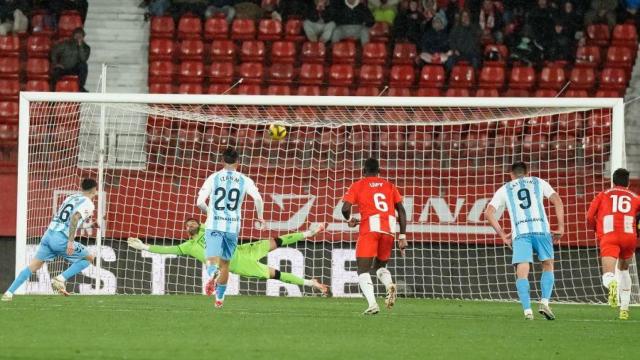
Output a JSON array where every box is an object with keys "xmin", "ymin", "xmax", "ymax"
[
  {"xmin": 215, "ymin": 284, "xmax": 227, "ymax": 300},
  {"xmin": 375, "ymin": 267, "xmax": 394, "ymax": 290},
  {"xmin": 277, "ymin": 233, "xmax": 304, "ymax": 246},
  {"xmin": 7, "ymin": 267, "xmax": 32, "ymax": 294},
  {"xmin": 602, "ymin": 272, "xmax": 615, "ymax": 289},
  {"xmin": 61, "ymin": 260, "xmax": 90, "ymax": 281},
  {"xmin": 207, "ymin": 264, "xmax": 218, "ymax": 277},
  {"xmin": 515, "ymin": 278, "xmax": 531, "ymax": 311},
  {"xmin": 358, "ymin": 273, "xmax": 377, "ymax": 308},
  {"xmin": 540, "ymin": 271, "xmax": 554, "ymax": 303},
  {"xmin": 619, "ymin": 270, "xmax": 631, "ymax": 311}
]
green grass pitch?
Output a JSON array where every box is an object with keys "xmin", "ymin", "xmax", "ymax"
[{"xmin": 1, "ymin": 296, "xmax": 639, "ymax": 359}]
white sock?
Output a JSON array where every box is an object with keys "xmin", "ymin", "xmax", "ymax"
[
  {"xmin": 541, "ymin": 298, "xmax": 549, "ymax": 306},
  {"xmin": 602, "ymin": 272, "xmax": 615, "ymax": 289},
  {"xmin": 4, "ymin": 291, "xmax": 12, "ymax": 296},
  {"xmin": 55, "ymin": 274, "xmax": 66, "ymax": 282},
  {"xmin": 303, "ymin": 279, "xmax": 314, "ymax": 287},
  {"xmin": 358, "ymin": 273, "xmax": 377, "ymax": 308},
  {"xmin": 619, "ymin": 270, "xmax": 631, "ymax": 311},
  {"xmin": 524, "ymin": 309, "xmax": 533, "ymax": 316},
  {"xmin": 375, "ymin": 267, "xmax": 394, "ymax": 290}
]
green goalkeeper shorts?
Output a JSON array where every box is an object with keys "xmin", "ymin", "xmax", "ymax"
[{"xmin": 229, "ymin": 240, "xmax": 271, "ymax": 280}]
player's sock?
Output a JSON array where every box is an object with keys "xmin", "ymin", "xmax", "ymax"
[
  {"xmin": 358, "ymin": 273, "xmax": 377, "ymax": 307},
  {"xmin": 61, "ymin": 260, "xmax": 90, "ymax": 280},
  {"xmin": 540, "ymin": 271, "xmax": 554, "ymax": 304},
  {"xmin": 277, "ymin": 233, "xmax": 304, "ymax": 246},
  {"xmin": 207, "ymin": 264, "xmax": 218, "ymax": 277},
  {"xmin": 602, "ymin": 272, "xmax": 615, "ymax": 289},
  {"xmin": 515, "ymin": 278, "xmax": 531, "ymax": 311},
  {"xmin": 215, "ymin": 284, "xmax": 227, "ymax": 300},
  {"xmin": 7, "ymin": 267, "xmax": 32, "ymax": 294},
  {"xmin": 619, "ymin": 270, "xmax": 632, "ymax": 311},
  {"xmin": 278, "ymin": 271, "xmax": 305, "ymax": 286},
  {"xmin": 375, "ymin": 267, "xmax": 393, "ymax": 290}
]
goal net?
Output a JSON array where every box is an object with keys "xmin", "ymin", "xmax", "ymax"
[{"xmin": 16, "ymin": 94, "xmax": 638, "ymax": 303}]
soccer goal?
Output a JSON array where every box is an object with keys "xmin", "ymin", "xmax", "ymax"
[{"xmin": 15, "ymin": 93, "xmax": 638, "ymax": 303}]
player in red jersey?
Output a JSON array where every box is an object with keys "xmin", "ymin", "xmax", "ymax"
[
  {"xmin": 587, "ymin": 168, "xmax": 640, "ymax": 320},
  {"xmin": 341, "ymin": 158, "xmax": 408, "ymax": 315}
]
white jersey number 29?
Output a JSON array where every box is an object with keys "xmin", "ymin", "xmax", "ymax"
[{"xmin": 373, "ymin": 193, "xmax": 389, "ymax": 212}]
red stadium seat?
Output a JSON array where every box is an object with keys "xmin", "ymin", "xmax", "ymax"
[
  {"xmin": 178, "ymin": 83, "xmax": 203, "ymax": 94},
  {"xmin": 237, "ymin": 62, "xmax": 264, "ymax": 84},
  {"xmin": 149, "ymin": 82, "xmax": 174, "ymax": 94},
  {"xmin": 284, "ymin": 19, "xmax": 305, "ymax": 42},
  {"xmin": 0, "ymin": 101, "xmax": 18, "ymax": 124},
  {"xmin": 569, "ymin": 67, "xmax": 595, "ymax": 90},
  {"xmin": 240, "ymin": 40, "xmax": 265, "ymax": 63},
  {"xmin": 605, "ymin": 46, "xmax": 633, "ymax": 70},
  {"xmin": 392, "ymin": 43, "xmax": 417, "ymax": 65},
  {"xmin": 266, "ymin": 85, "xmax": 291, "ymax": 95},
  {"xmin": 587, "ymin": 110, "xmax": 612, "ymax": 136},
  {"xmin": 389, "ymin": 65, "xmax": 415, "ymax": 87},
  {"xmin": 177, "ymin": 15, "xmax": 202, "ymax": 39},
  {"xmin": 207, "ymin": 83, "xmax": 231, "ymax": 94},
  {"xmin": 204, "ymin": 17, "xmax": 228, "ymax": 40},
  {"xmin": 522, "ymin": 134, "xmax": 550, "ymax": 159},
  {"xmin": 231, "ymin": 19, "xmax": 256, "ymax": 40},
  {"xmin": 151, "ymin": 16, "xmax": 175, "ymax": 38},
  {"xmin": 301, "ymin": 41, "xmax": 326, "ymax": 63},
  {"xmin": 209, "ymin": 62, "xmax": 234, "ymax": 84},
  {"xmin": 297, "ymin": 85, "xmax": 321, "ymax": 96},
  {"xmin": 299, "ymin": 63, "xmax": 324, "ymax": 85},
  {"xmin": 478, "ymin": 65, "xmax": 505, "ymax": 89},
  {"xmin": 58, "ymin": 11, "xmax": 83, "ymax": 38},
  {"xmin": 595, "ymin": 88, "xmax": 623, "ymax": 97},
  {"xmin": 445, "ymin": 88, "xmax": 471, "ymax": 97},
  {"xmin": 563, "ymin": 89, "xmax": 589, "ymax": 97},
  {"xmin": 210, "ymin": 39, "xmax": 236, "ymax": 62},
  {"xmin": 0, "ymin": 35, "xmax": 19, "ymax": 57},
  {"xmin": 419, "ymin": 65, "xmax": 445, "ymax": 88},
  {"xmin": 496, "ymin": 118, "xmax": 525, "ymax": 135},
  {"xmin": 557, "ymin": 112, "xmax": 583, "ymax": 136},
  {"xmin": 26, "ymin": 35, "xmax": 51, "ymax": 58},
  {"xmin": 508, "ymin": 66, "xmax": 535, "ymax": 90},
  {"xmin": 355, "ymin": 86, "xmax": 381, "ymax": 96},
  {"xmin": 55, "ymin": 76, "xmax": 79, "ymax": 92},
  {"xmin": 25, "ymin": 79, "xmax": 50, "ymax": 92},
  {"xmin": 149, "ymin": 38, "xmax": 174, "ymax": 61},
  {"xmin": 0, "ymin": 57, "xmax": 19, "ymax": 78},
  {"xmin": 332, "ymin": 41, "xmax": 356, "ymax": 64},
  {"xmin": 503, "ymin": 88, "xmax": 530, "ymax": 97},
  {"xmin": 326, "ymin": 86, "xmax": 351, "ymax": 96},
  {"xmin": 379, "ymin": 130, "xmax": 405, "ymax": 154},
  {"xmin": 30, "ymin": 11, "xmax": 55, "ymax": 36},
  {"xmin": 328, "ymin": 64, "xmax": 354, "ymax": 86},
  {"xmin": 534, "ymin": 89, "xmax": 558, "ymax": 97},
  {"xmin": 358, "ymin": 64, "xmax": 384, "ymax": 86},
  {"xmin": 415, "ymin": 88, "xmax": 441, "ymax": 96},
  {"xmin": 178, "ymin": 61, "xmax": 204, "ymax": 82},
  {"xmin": 407, "ymin": 129, "xmax": 435, "ymax": 154},
  {"xmin": 369, "ymin": 22, "xmax": 390, "ymax": 42},
  {"xmin": 237, "ymin": 84, "xmax": 262, "ymax": 95},
  {"xmin": 449, "ymin": 64, "xmax": 475, "ymax": 88},
  {"xmin": 538, "ymin": 66, "xmax": 566, "ymax": 90},
  {"xmin": 268, "ymin": 63, "xmax": 294, "ymax": 85},
  {"xmin": 26, "ymin": 58, "xmax": 50, "ymax": 80},
  {"xmin": 475, "ymin": 88, "xmax": 499, "ymax": 97},
  {"xmin": 587, "ymin": 24, "xmax": 610, "ymax": 47},
  {"xmin": 387, "ymin": 87, "xmax": 412, "ymax": 97},
  {"xmin": 149, "ymin": 60, "xmax": 174, "ymax": 83},
  {"xmin": 575, "ymin": 46, "xmax": 601, "ymax": 68},
  {"xmin": 0, "ymin": 124, "xmax": 18, "ymax": 143},
  {"xmin": 527, "ymin": 115, "xmax": 554, "ymax": 134},
  {"xmin": 0, "ymin": 79, "xmax": 19, "ymax": 100},
  {"xmin": 362, "ymin": 42, "xmax": 387, "ymax": 65},
  {"xmin": 271, "ymin": 41, "xmax": 296, "ymax": 63},
  {"xmin": 178, "ymin": 39, "xmax": 204, "ymax": 60},
  {"xmin": 612, "ymin": 24, "xmax": 638, "ymax": 49},
  {"xmin": 257, "ymin": 19, "xmax": 282, "ymax": 41},
  {"xmin": 599, "ymin": 67, "xmax": 628, "ymax": 90}
]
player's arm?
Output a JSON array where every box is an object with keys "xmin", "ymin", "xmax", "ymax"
[
  {"xmin": 127, "ymin": 237, "xmax": 184, "ymax": 256},
  {"xmin": 245, "ymin": 178, "xmax": 265, "ymax": 225},
  {"xmin": 196, "ymin": 177, "xmax": 213, "ymax": 213},
  {"xmin": 484, "ymin": 187, "xmax": 511, "ymax": 248},
  {"xmin": 395, "ymin": 201, "xmax": 408, "ymax": 256},
  {"xmin": 66, "ymin": 212, "xmax": 83, "ymax": 255},
  {"xmin": 586, "ymin": 193, "xmax": 601, "ymax": 233},
  {"xmin": 542, "ymin": 180, "xmax": 565, "ymax": 240}
]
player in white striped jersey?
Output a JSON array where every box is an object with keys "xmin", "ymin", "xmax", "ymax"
[
  {"xmin": 197, "ymin": 147, "xmax": 264, "ymax": 308},
  {"xmin": 3, "ymin": 179, "xmax": 97, "ymax": 301},
  {"xmin": 485, "ymin": 162, "xmax": 565, "ymax": 320}
]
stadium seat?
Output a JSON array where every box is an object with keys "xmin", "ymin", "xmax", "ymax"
[
  {"xmin": 508, "ymin": 66, "xmax": 535, "ymax": 90},
  {"xmin": 149, "ymin": 82, "xmax": 174, "ymax": 94},
  {"xmin": 148, "ymin": 60, "xmax": 174, "ymax": 83},
  {"xmin": 392, "ymin": 43, "xmax": 417, "ymax": 65},
  {"xmin": 575, "ymin": 46, "xmax": 601, "ymax": 68},
  {"xmin": 0, "ymin": 57, "xmax": 19, "ymax": 78},
  {"xmin": 0, "ymin": 35, "xmax": 19, "ymax": 58},
  {"xmin": 369, "ymin": 22, "xmax": 390, "ymax": 42},
  {"xmin": 599, "ymin": 67, "xmax": 627, "ymax": 90},
  {"xmin": 611, "ymin": 24, "xmax": 638, "ymax": 49},
  {"xmin": 297, "ymin": 85, "xmax": 321, "ymax": 96},
  {"xmin": 355, "ymin": 86, "xmax": 381, "ymax": 96},
  {"xmin": 26, "ymin": 35, "xmax": 51, "ymax": 58},
  {"xmin": 419, "ymin": 65, "xmax": 445, "ymax": 88},
  {"xmin": 178, "ymin": 61, "xmax": 204, "ymax": 83},
  {"xmin": 26, "ymin": 58, "xmax": 50, "ymax": 80},
  {"xmin": 268, "ymin": 63, "xmax": 294, "ymax": 85},
  {"xmin": 362, "ymin": 42, "xmax": 387, "ymax": 65},
  {"xmin": 445, "ymin": 88, "xmax": 471, "ymax": 97},
  {"xmin": 478, "ymin": 65, "xmax": 505, "ymax": 89},
  {"xmin": 30, "ymin": 10, "xmax": 55, "ymax": 36},
  {"xmin": 149, "ymin": 38, "xmax": 175, "ymax": 61},
  {"xmin": 177, "ymin": 14, "xmax": 202, "ymax": 39},
  {"xmin": 284, "ymin": 19, "xmax": 305, "ymax": 42},
  {"xmin": 605, "ymin": 46, "xmax": 633, "ymax": 70},
  {"xmin": 207, "ymin": 83, "xmax": 231, "ymax": 94},
  {"xmin": 568, "ymin": 67, "xmax": 595, "ymax": 90},
  {"xmin": 586, "ymin": 24, "xmax": 610, "ymax": 47},
  {"xmin": 583, "ymin": 135, "xmax": 606, "ymax": 160},
  {"xmin": 271, "ymin": 41, "xmax": 296, "ymax": 64},
  {"xmin": 0, "ymin": 124, "xmax": 18, "ymax": 143},
  {"xmin": 415, "ymin": 88, "xmax": 441, "ymax": 96},
  {"xmin": 358, "ymin": 64, "xmax": 384, "ymax": 86},
  {"xmin": 387, "ymin": 87, "xmax": 412, "ymax": 97},
  {"xmin": 55, "ymin": 75, "xmax": 79, "ymax": 92},
  {"xmin": 240, "ymin": 40, "xmax": 265, "ymax": 63},
  {"xmin": 204, "ymin": 17, "xmax": 229, "ymax": 40},
  {"xmin": 0, "ymin": 79, "xmax": 19, "ymax": 100},
  {"xmin": 503, "ymin": 88, "xmax": 530, "ymax": 97},
  {"xmin": 557, "ymin": 112, "xmax": 583, "ymax": 136},
  {"xmin": 563, "ymin": 89, "xmax": 589, "ymax": 97},
  {"xmin": 551, "ymin": 134, "xmax": 578, "ymax": 161},
  {"xmin": 407, "ymin": 130, "xmax": 434, "ymax": 154},
  {"xmin": 534, "ymin": 89, "xmax": 558, "ymax": 97},
  {"xmin": 587, "ymin": 111, "xmax": 612, "ymax": 136},
  {"xmin": 522, "ymin": 134, "xmax": 550, "ymax": 159},
  {"xmin": 389, "ymin": 65, "xmax": 415, "ymax": 87},
  {"xmin": 449, "ymin": 64, "xmax": 475, "ymax": 89},
  {"xmin": 326, "ymin": 86, "xmax": 351, "ymax": 96},
  {"xmin": 332, "ymin": 41, "xmax": 356, "ymax": 64},
  {"xmin": 527, "ymin": 115, "xmax": 553, "ymax": 134},
  {"xmin": 210, "ymin": 39, "xmax": 236, "ymax": 62},
  {"xmin": 178, "ymin": 39, "xmax": 204, "ymax": 60},
  {"xmin": 475, "ymin": 88, "xmax": 499, "ymax": 97},
  {"xmin": 299, "ymin": 63, "xmax": 324, "ymax": 85},
  {"xmin": 379, "ymin": 130, "xmax": 406, "ymax": 155},
  {"xmin": 237, "ymin": 84, "xmax": 262, "ymax": 95},
  {"xmin": 25, "ymin": 79, "xmax": 50, "ymax": 92},
  {"xmin": 178, "ymin": 83, "xmax": 203, "ymax": 94},
  {"xmin": 0, "ymin": 100, "xmax": 18, "ymax": 123},
  {"xmin": 257, "ymin": 19, "xmax": 282, "ymax": 41},
  {"xmin": 237, "ymin": 62, "xmax": 264, "ymax": 84},
  {"xmin": 58, "ymin": 11, "xmax": 83, "ymax": 38},
  {"xmin": 266, "ymin": 85, "xmax": 291, "ymax": 95},
  {"xmin": 301, "ymin": 41, "xmax": 326, "ymax": 63},
  {"xmin": 328, "ymin": 64, "xmax": 354, "ymax": 86},
  {"xmin": 595, "ymin": 88, "xmax": 623, "ymax": 97},
  {"xmin": 209, "ymin": 62, "xmax": 234, "ymax": 84},
  {"xmin": 538, "ymin": 66, "xmax": 566, "ymax": 90},
  {"xmin": 231, "ymin": 19, "xmax": 256, "ymax": 40},
  {"xmin": 496, "ymin": 117, "xmax": 525, "ymax": 135},
  {"xmin": 150, "ymin": 16, "xmax": 175, "ymax": 38},
  {"xmin": 483, "ymin": 44, "xmax": 508, "ymax": 66}
]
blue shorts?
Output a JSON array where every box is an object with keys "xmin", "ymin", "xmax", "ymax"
[
  {"xmin": 205, "ymin": 230, "xmax": 238, "ymax": 261},
  {"xmin": 35, "ymin": 230, "xmax": 90, "ymax": 264},
  {"xmin": 512, "ymin": 233, "xmax": 554, "ymax": 264}
]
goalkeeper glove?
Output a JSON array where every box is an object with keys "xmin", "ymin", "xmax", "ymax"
[{"xmin": 127, "ymin": 237, "xmax": 149, "ymax": 251}]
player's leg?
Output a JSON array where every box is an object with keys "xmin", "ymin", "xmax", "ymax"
[
  {"xmin": 617, "ymin": 238, "xmax": 635, "ymax": 320},
  {"xmin": 356, "ymin": 233, "xmax": 379, "ymax": 314},
  {"xmin": 267, "ymin": 267, "xmax": 329, "ymax": 295},
  {"xmin": 533, "ymin": 234, "xmax": 555, "ymax": 320},
  {"xmin": 54, "ymin": 239, "xmax": 94, "ymax": 296},
  {"xmin": 2, "ymin": 258, "xmax": 45, "ymax": 301},
  {"xmin": 512, "ymin": 236, "xmax": 534, "ymax": 319},
  {"xmin": 213, "ymin": 232, "xmax": 239, "ymax": 308},
  {"xmin": 599, "ymin": 237, "xmax": 620, "ymax": 307},
  {"xmin": 204, "ymin": 230, "xmax": 224, "ymax": 296},
  {"xmin": 269, "ymin": 223, "xmax": 326, "ymax": 251},
  {"xmin": 374, "ymin": 233, "xmax": 396, "ymax": 309}
]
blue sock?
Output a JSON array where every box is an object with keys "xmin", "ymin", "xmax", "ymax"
[
  {"xmin": 8, "ymin": 267, "xmax": 32, "ymax": 294},
  {"xmin": 207, "ymin": 264, "xmax": 218, "ymax": 277},
  {"xmin": 515, "ymin": 278, "xmax": 531, "ymax": 311},
  {"xmin": 61, "ymin": 260, "xmax": 90, "ymax": 280},
  {"xmin": 216, "ymin": 284, "xmax": 227, "ymax": 300},
  {"xmin": 541, "ymin": 271, "xmax": 554, "ymax": 301}
]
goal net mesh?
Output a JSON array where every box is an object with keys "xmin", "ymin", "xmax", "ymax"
[{"xmin": 19, "ymin": 99, "xmax": 639, "ymax": 303}]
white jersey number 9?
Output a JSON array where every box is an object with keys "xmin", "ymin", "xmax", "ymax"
[
  {"xmin": 611, "ymin": 195, "xmax": 632, "ymax": 213},
  {"xmin": 373, "ymin": 193, "xmax": 389, "ymax": 212}
]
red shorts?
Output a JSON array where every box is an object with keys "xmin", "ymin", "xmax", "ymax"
[
  {"xmin": 600, "ymin": 233, "xmax": 637, "ymax": 260},
  {"xmin": 356, "ymin": 232, "xmax": 395, "ymax": 261}
]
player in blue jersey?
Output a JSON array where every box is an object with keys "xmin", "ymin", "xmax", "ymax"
[
  {"xmin": 197, "ymin": 147, "xmax": 265, "ymax": 308},
  {"xmin": 2, "ymin": 178, "xmax": 98, "ymax": 301},
  {"xmin": 484, "ymin": 162, "xmax": 565, "ymax": 320}
]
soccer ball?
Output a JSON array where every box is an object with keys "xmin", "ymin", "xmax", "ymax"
[{"xmin": 268, "ymin": 124, "xmax": 287, "ymax": 140}]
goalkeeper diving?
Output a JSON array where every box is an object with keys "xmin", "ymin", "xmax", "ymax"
[{"xmin": 127, "ymin": 218, "xmax": 329, "ymax": 295}]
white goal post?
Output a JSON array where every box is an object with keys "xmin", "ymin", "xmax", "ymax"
[{"xmin": 15, "ymin": 92, "xmax": 637, "ymax": 303}]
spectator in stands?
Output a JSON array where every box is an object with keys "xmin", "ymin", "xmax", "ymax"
[
  {"xmin": 67, "ymin": 0, "xmax": 88, "ymax": 23},
  {"xmin": 418, "ymin": 11, "xmax": 452, "ymax": 69},
  {"xmin": 51, "ymin": 27, "xmax": 90, "ymax": 92},
  {"xmin": 0, "ymin": 0, "xmax": 30, "ymax": 35},
  {"xmin": 274, "ymin": 0, "xmax": 313, "ymax": 21},
  {"xmin": 449, "ymin": 9, "xmax": 482, "ymax": 70},
  {"xmin": 584, "ymin": 0, "xmax": 618, "ymax": 31},
  {"xmin": 204, "ymin": 0, "xmax": 236, "ymax": 22},
  {"xmin": 303, "ymin": 0, "xmax": 336, "ymax": 43},
  {"xmin": 509, "ymin": 35, "xmax": 543, "ymax": 67},
  {"xmin": 170, "ymin": 0, "xmax": 208, "ymax": 20},
  {"xmin": 556, "ymin": 0, "xmax": 581, "ymax": 40},
  {"xmin": 147, "ymin": 0, "xmax": 171, "ymax": 17},
  {"xmin": 525, "ymin": 0, "xmax": 556, "ymax": 51},
  {"xmin": 545, "ymin": 19, "xmax": 573, "ymax": 62},
  {"xmin": 368, "ymin": 0, "xmax": 401, "ymax": 25},
  {"xmin": 393, "ymin": 0, "xmax": 425, "ymax": 44},
  {"xmin": 478, "ymin": 0, "xmax": 504, "ymax": 44},
  {"xmin": 330, "ymin": 0, "xmax": 375, "ymax": 45},
  {"xmin": 233, "ymin": 0, "xmax": 265, "ymax": 20}
]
